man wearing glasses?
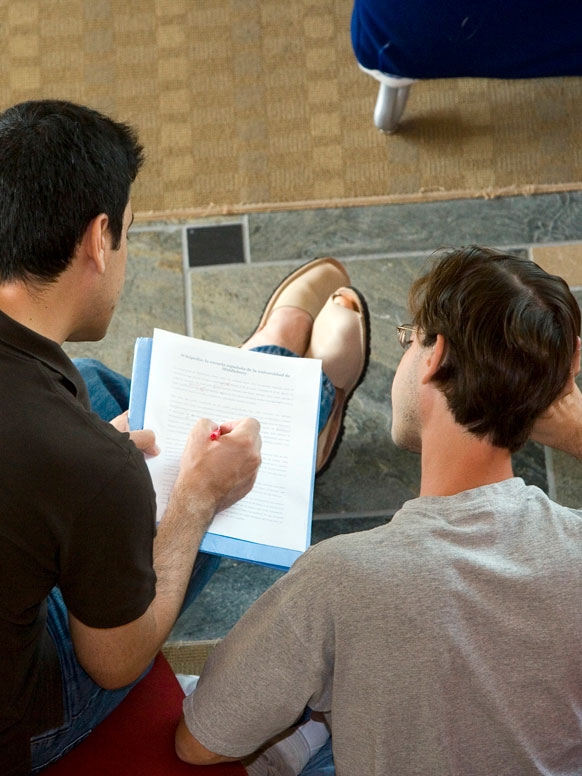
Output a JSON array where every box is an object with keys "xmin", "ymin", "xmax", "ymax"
[{"xmin": 175, "ymin": 245, "xmax": 582, "ymax": 776}]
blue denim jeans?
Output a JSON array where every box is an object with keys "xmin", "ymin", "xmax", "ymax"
[
  {"xmin": 31, "ymin": 352, "xmax": 334, "ymax": 771},
  {"xmin": 300, "ymin": 739, "xmax": 335, "ymax": 776}
]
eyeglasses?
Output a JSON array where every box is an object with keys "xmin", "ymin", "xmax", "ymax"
[{"xmin": 396, "ymin": 324, "xmax": 417, "ymax": 350}]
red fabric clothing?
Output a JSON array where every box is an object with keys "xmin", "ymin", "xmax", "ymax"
[{"xmin": 44, "ymin": 652, "xmax": 245, "ymax": 776}]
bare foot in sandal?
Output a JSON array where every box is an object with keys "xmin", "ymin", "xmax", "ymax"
[
  {"xmin": 306, "ymin": 286, "xmax": 371, "ymax": 474},
  {"xmin": 241, "ymin": 306, "xmax": 312, "ymax": 356},
  {"xmin": 241, "ymin": 257, "xmax": 351, "ymax": 355},
  {"xmin": 307, "ymin": 288, "xmax": 368, "ymax": 389}
]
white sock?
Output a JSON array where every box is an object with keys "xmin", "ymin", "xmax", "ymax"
[
  {"xmin": 244, "ymin": 716, "xmax": 330, "ymax": 776},
  {"xmin": 296, "ymin": 715, "xmax": 330, "ymax": 756}
]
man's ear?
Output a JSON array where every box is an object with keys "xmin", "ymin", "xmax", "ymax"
[
  {"xmin": 421, "ymin": 334, "xmax": 446, "ymax": 385},
  {"xmin": 81, "ymin": 213, "xmax": 110, "ymax": 275}
]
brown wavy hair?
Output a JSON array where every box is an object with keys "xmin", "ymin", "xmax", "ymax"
[{"xmin": 409, "ymin": 246, "xmax": 581, "ymax": 452}]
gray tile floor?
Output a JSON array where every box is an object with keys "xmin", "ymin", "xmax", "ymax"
[{"xmin": 63, "ymin": 191, "xmax": 582, "ymax": 641}]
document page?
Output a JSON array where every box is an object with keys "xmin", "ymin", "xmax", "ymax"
[{"xmin": 142, "ymin": 328, "xmax": 321, "ymax": 554}]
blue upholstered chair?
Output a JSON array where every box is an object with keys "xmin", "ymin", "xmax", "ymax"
[{"xmin": 351, "ymin": 0, "xmax": 582, "ymax": 133}]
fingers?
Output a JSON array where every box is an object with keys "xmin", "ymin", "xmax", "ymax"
[
  {"xmin": 192, "ymin": 417, "xmax": 262, "ymax": 466},
  {"xmin": 554, "ymin": 339, "xmax": 582, "ymax": 402},
  {"xmin": 176, "ymin": 417, "xmax": 262, "ymax": 518},
  {"xmin": 129, "ymin": 429, "xmax": 160, "ymax": 456},
  {"xmin": 530, "ymin": 381, "xmax": 582, "ymax": 457},
  {"xmin": 109, "ymin": 411, "xmax": 130, "ymax": 433},
  {"xmin": 109, "ymin": 411, "xmax": 159, "ymax": 456},
  {"xmin": 212, "ymin": 418, "xmax": 260, "ymax": 436}
]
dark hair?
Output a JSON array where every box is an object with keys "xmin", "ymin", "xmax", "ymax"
[
  {"xmin": 409, "ymin": 246, "xmax": 581, "ymax": 453},
  {"xmin": 0, "ymin": 100, "xmax": 144, "ymax": 283}
]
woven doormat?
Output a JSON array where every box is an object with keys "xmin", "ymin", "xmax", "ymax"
[{"xmin": 162, "ymin": 640, "xmax": 221, "ymax": 676}]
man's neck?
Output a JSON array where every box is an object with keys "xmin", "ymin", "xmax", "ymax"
[
  {"xmin": 0, "ymin": 280, "xmax": 70, "ymax": 344},
  {"xmin": 418, "ymin": 417, "xmax": 514, "ymax": 498}
]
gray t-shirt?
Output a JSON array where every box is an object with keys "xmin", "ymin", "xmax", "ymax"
[{"xmin": 183, "ymin": 478, "xmax": 582, "ymax": 775}]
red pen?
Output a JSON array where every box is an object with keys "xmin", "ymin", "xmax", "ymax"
[{"xmin": 209, "ymin": 426, "xmax": 221, "ymax": 441}]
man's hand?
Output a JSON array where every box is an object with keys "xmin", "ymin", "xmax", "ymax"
[
  {"xmin": 171, "ymin": 417, "xmax": 262, "ymax": 524},
  {"xmin": 109, "ymin": 410, "xmax": 159, "ymax": 456},
  {"xmin": 530, "ymin": 339, "xmax": 582, "ymax": 459}
]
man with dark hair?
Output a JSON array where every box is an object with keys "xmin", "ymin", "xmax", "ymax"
[
  {"xmin": 0, "ymin": 100, "xmax": 370, "ymax": 774},
  {"xmin": 175, "ymin": 246, "xmax": 582, "ymax": 776},
  {"xmin": 0, "ymin": 99, "xmax": 261, "ymax": 776}
]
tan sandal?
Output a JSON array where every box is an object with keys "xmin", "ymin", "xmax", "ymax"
[
  {"xmin": 306, "ymin": 287, "xmax": 371, "ymax": 474},
  {"xmin": 243, "ymin": 257, "xmax": 351, "ymax": 345}
]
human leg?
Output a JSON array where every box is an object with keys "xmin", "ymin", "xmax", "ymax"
[
  {"xmin": 306, "ymin": 287, "xmax": 370, "ymax": 474},
  {"xmin": 30, "ymin": 588, "xmax": 146, "ymax": 772},
  {"xmin": 242, "ymin": 257, "xmax": 350, "ymax": 352},
  {"xmin": 244, "ymin": 715, "xmax": 333, "ymax": 776},
  {"xmin": 299, "ymin": 739, "xmax": 335, "ymax": 776},
  {"xmin": 73, "ymin": 357, "xmax": 131, "ymax": 421},
  {"xmin": 245, "ymin": 307, "xmax": 313, "ymax": 356},
  {"xmin": 241, "ymin": 259, "xmax": 344, "ymax": 441},
  {"xmin": 243, "ymin": 262, "xmax": 370, "ymax": 473},
  {"xmin": 30, "ymin": 552, "xmax": 220, "ymax": 770}
]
